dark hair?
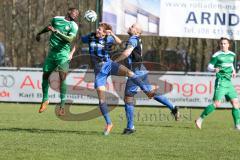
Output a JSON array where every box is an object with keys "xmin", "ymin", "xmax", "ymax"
[
  {"xmin": 217, "ymin": 37, "xmax": 231, "ymax": 51},
  {"xmin": 219, "ymin": 37, "xmax": 230, "ymax": 43},
  {"xmin": 67, "ymin": 8, "xmax": 79, "ymax": 22},
  {"xmin": 68, "ymin": 7, "xmax": 78, "ymax": 12}
]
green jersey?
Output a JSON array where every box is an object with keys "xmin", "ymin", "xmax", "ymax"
[
  {"xmin": 49, "ymin": 16, "xmax": 78, "ymax": 51},
  {"xmin": 209, "ymin": 50, "xmax": 236, "ymax": 80}
]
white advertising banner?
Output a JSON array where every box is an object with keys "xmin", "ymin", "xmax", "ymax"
[
  {"xmin": 1, "ymin": 70, "xmax": 240, "ymax": 108},
  {"xmin": 160, "ymin": 0, "xmax": 240, "ymax": 40}
]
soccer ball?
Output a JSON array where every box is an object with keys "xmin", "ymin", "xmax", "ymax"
[{"xmin": 84, "ymin": 10, "xmax": 97, "ymax": 22}]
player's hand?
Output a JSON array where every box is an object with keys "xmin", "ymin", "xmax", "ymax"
[
  {"xmin": 69, "ymin": 45, "xmax": 76, "ymax": 61},
  {"xmin": 106, "ymin": 30, "xmax": 113, "ymax": 36},
  {"xmin": 215, "ymin": 68, "xmax": 220, "ymax": 73},
  {"xmin": 36, "ymin": 34, "xmax": 41, "ymax": 42},
  {"xmin": 69, "ymin": 54, "xmax": 73, "ymax": 61},
  {"xmin": 232, "ymin": 72, "xmax": 236, "ymax": 78}
]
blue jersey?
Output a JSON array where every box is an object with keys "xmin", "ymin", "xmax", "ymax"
[
  {"xmin": 81, "ymin": 33, "xmax": 115, "ymax": 65},
  {"xmin": 81, "ymin": 33, "xmax": 120, "ymax": 88},
  {"xmin": 124, "ymin": 35, "xmax": 143, "ymax": 71},
  {"xmin": 124, "ymin": 36, "xmax": 150, "ymax": 96}
]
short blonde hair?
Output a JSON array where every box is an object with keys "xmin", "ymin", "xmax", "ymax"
[{"xmin": 99, "ymin": 22, "xmax": 112, "ymax": 31}]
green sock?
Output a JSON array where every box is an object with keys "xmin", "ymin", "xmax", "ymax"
[
  {"xmin": 200, "ymin": 104, "xmax": 216, "ymax": 119},
  {"xmin": 60, "ymin": 79, "xmax": 67, "ymax": 108},
  {"xmin": 42, "ymin": 78, "xmax": 49, "ymax": 102},
  {"xmin": 232, "ymin": 108, "xmax": 240, "ymax": 126}
]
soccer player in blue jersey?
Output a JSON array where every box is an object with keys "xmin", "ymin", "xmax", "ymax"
[
  {"xmin": 114, "ymin": 23, "xmax": 180, "ymax": 134},
  {"xmin": 36, "ymin": 8, "xmax": 79, "ymax": 116},
  {"xmin": 78, "ymin": 23, "xmax": 156, "ymax": 135}
]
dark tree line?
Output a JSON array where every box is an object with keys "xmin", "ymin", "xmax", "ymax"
[
  {"xmin": 0, "ymin": 0, "xmax": 239, "ymax": 71},
  {"xmin": 0, "ymin": 0, "xmax": 99, "ymax": 67}
]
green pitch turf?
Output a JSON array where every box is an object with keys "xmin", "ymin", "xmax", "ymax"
[{"xmin": 0, "ymin": 103, "xmax": 239, "ymax": 160}]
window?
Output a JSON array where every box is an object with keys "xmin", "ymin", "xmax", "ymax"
[
  {"xmin": 124, "ymin": 13, "xmax": 137, "ymax": 28},
  {"xmin": 149, "ymin": 22, "xmax": 158, "ymax": 33},
  {"xmin": 137, "ymin": 13, "xmax": 148, "ymax": 32}
]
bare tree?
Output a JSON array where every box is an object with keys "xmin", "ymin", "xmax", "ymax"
[
  {"xmin": 11, "ymin": 0, "xmax": 17, "ymax": 66},
  {"xmin": 0, "ymin": 0, "xmax": 236, "ymax": 71}
]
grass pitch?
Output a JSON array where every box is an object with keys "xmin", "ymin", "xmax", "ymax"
[{"xmin": 0, "ymin": 103, "xmax": 239, "ymax": 160}]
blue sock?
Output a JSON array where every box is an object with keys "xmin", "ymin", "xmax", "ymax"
[
  {"xmin": 154, "ymin": 94, "xmax": 174, "ymax": 110},
  {"xmin": 125, "ymin": 102, "xmax": 134, "ymax": 129},
  {"xmin": 131, "ymin": 75, "xmax": 151, "ymax": 93},
  {"xmin": 99, "ymin": 102, "xmax": 112, "ymax": 125}
]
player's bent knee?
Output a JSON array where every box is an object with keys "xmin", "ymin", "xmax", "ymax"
[
  {"xmin": 99, "ymin": 100, "xmax": 105, "ymax": 104},
  {"xmin": 127, "ymin": 71, "xmax": 135, "ymax": 77},
  {"xmin": 97, "ymin": 86, "xmax": 106, "ymax": 91},
  {"xmin": 124, "ymin": 96, "xmax": 134, "ymax": 103},
  {"xmin": 118, "ymin": 65, "xmax": 134, "ymax": 77}
]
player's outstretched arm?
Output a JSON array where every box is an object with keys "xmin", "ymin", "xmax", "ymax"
[
  {"xmin": 50, "ymin": 26, "xmax": 75, "ymax": 42},
  {"xmin": 114, "ymin": 46, "xmax": 134, "ymax": 63},
  {"xmin": 46, "ymin": 26, "xmax": 75, "ymax": 43},
  {"xmin": 56, "ymin": 31, "xmax": 75, "ymax": 43},
  {"xmin": 36, "ymin": 25, "xmax": 51, "ymax": 42},
  {"xmin": 106, "ymin": 30, "xmax": 122, "ymax": 44}
]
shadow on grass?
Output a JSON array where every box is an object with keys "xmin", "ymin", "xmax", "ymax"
[
  {"xmin": 138, "ymin": 123, "xmax": 194, "ymax": 129},
  {"xmin": 138, "ymin": 124, "xmax": 174, "ymax": 128},
  {"xmin": 0, "ymin": 127, "xmax": 103, "ymax": 135}
]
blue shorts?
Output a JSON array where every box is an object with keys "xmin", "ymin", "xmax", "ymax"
[
  {"xmin": 125, "ymin": 70, "xmax": 152, "ymax": 96},
  {"xmin": 94, "ymin": 60, "xmax": 120, "ymax": 88}
]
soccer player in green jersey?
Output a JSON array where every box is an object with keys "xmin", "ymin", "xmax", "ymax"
[
  {"xmin": 195, "ymin": 37, "xmax": 240, "ymax": 131},
  {"xmin": 36, "ymin": 8, "xmax": 79, "ymax": 115}
]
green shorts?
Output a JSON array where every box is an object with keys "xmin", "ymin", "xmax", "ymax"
[
  {"xmin": 43, "ymin": 49, "xmax": 70, "ymax": 72},
  {"xmin": 213, "ymin": 78, "xmax": 238, "ymax": 101}
]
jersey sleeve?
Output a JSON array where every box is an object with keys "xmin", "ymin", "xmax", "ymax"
[
  {"xmin": 127, "ymin": 38, "xmax": 138, "ymax": 49},
  {"xmin": 69, "ymin": 22, "xmax": 78, "ymax": 37},
  {"xmin": 81, "ymin": 34, "xmax": 90, "ymax": 44},
  {"xmin": 50, "ymin": 17, "xmax": 55, "ymax": 26},
  {"xmin": 209, "ymin": 54, "xmax": 218, "ymax": 66},
  {"xmin": 107, "ymin": 36, "xmax": 115, "ymax": 44},
  {"xmin": 207, "ymin": 52, "xmax": 218, "ymax": 71}
]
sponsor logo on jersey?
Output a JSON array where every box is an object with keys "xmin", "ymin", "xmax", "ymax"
[{"xmin": 65, "ymin": 26, "xmax": 70, "ymax": 30}]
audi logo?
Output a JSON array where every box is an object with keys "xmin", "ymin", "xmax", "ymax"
[{"xmin": 0, "ymin": 75, "xmax": 15, "ymax": 88}]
